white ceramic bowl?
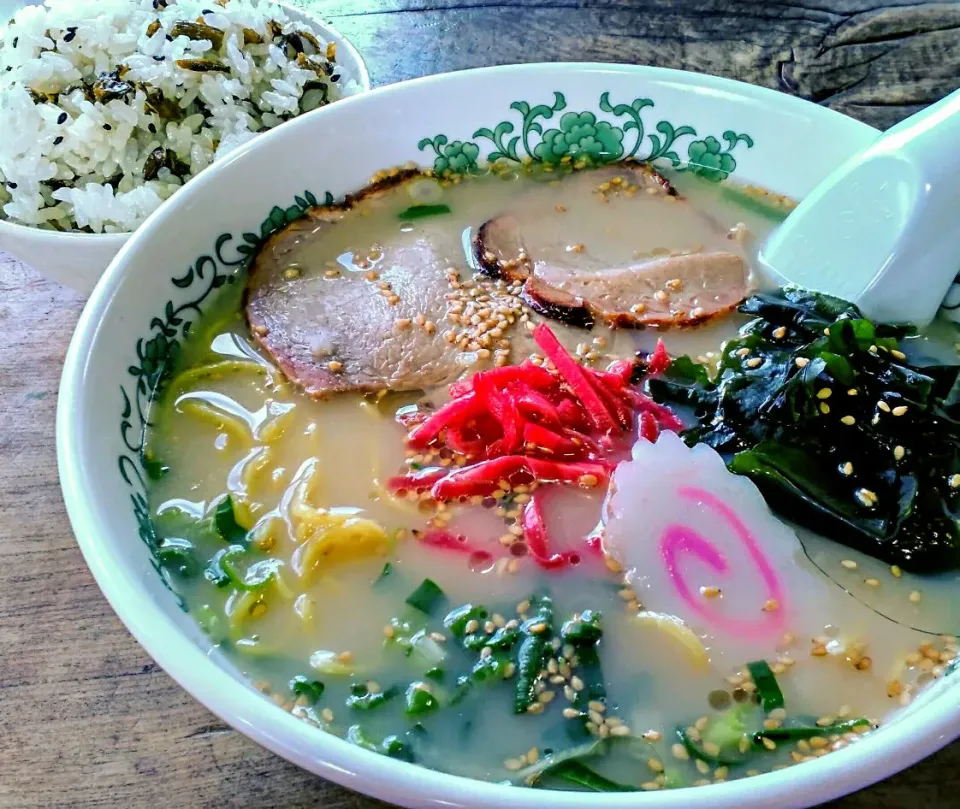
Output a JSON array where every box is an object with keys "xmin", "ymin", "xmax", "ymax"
[
  {"xmin": 58, "ymin": 64, "xmax": 960, "ymax": 809},
  {"xmin": 0, "ymin": 4, "xmax": 369, "ymax": 294}
]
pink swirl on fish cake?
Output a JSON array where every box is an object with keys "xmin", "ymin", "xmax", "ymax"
[{"xmin": 659, "ymin": 485, "xmax": 786, "ymax": 639}]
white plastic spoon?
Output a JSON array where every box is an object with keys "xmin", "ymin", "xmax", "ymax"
[{"xmin": 759, "ymin": 88, "xmax": 960, "ymax": 326}]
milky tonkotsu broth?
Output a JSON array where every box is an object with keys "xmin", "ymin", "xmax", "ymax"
[{"xmin": 145, "ymin": 166, "xmax": 958, "ymax": 789}]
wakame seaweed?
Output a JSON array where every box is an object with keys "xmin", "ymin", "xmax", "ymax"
[{"xmin": 648, "ymin": 286, "xmax": 960, "ymax": 572}]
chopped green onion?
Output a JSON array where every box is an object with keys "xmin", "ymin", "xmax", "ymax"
[
  {"xmin": 405, "ymin": 578, "xmax": 446, "ymax": 615},
  {"xmin": 382, "ymin": 735, "xmax": 415, "ymax": 761},
  {"xmin": 156, "ymin": 537, "xmax": 197, "ymax": 576},
  {"xmin": 374, "ymin": 562, "xmax": 392, "ymax": 585},
  {"xmin": 346, "ymin": 682, "xmax": 400, "ymax": 711},
  {"xmin": 511, "ymin": 739, "xmax": 607, "ymax": 786},
  {"xmin": 444, "ymin": 604, "xmax": 488, "ymax": 637},
  {"xmin": 676, "ymin": 726, "xmax": 748, "ymax": 767},
  {"xmin": 561, "ymin": 609, "xmax": 605, "ymax": 720},
  {"xmin": 410, "ymin": 630, "xmax": 447, "ymax": 664},
  {"xmin": 204, "ymin": 544, "xmax": 245, "ymax": 588},
  {"xmin": 397, "ymin": 203, "xmax": 451, "ymax": 221},
  {"xmin": 405, "ymin": 682, "xmax": 440, "ymax": 716},
  {"xmin": 425, "ymin": 666, "xmax": 445, "ymax": 681},
  {"xmin": 143, "ymin": 456, "xmax": 170, "ymax": 480},
  {"xmin": 699, "ymin": 701, "xmax": 758, "ymax": 753},
  {"xmin": 346, "ymin": 724, "xmax": 379, "ymax": 752},
  {"xmin": 309, "ymin": 650, "xmax": 358, "ymax": 676},
  {"xmin": 746, "ymin": 660, "xmax": 785, "ymax": 713},
  {"xmin": 194, "ymin": 603, "xmax": 221, "ymax": 636},
  {"xmin": 541, "ymin": 760, "xmax": 635, "ymax": 792},
  {"xmin": 753, "ymin": 718, "xmax": 873, "ymax": 745},
  {"xmin": 514, "ymin": 594, "xmax": 553, "ymax": 714},
  {"xmin": 471, "ymin": 651, "xmax": 512, "ymax": 682},
  {"xmin": 209, "ymin": 547, "xmax": 279, "ymax": 592},
  {"xmin": 450, "ymin": 675, "xmax": 473, "ymax": 705},
  {"xmin": 289, "ymin": 675, "xmax": 325, "ymax": 703},
  {"xmin": 214, "ymin": 495, "xmax": 248, "ymax": 545}
]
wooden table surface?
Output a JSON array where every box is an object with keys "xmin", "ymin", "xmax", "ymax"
[{"xmin": 2, "ymin": 1, "xmax": 959, "ymax": 807}]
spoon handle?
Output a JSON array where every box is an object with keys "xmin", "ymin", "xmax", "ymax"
[
  {"xmin": 880, "ymin": 88, "xmax": 960, "ymax": 177},
  {"xmin": 853, "ymin": 87, "xmax": 960, "ymax": 325}
]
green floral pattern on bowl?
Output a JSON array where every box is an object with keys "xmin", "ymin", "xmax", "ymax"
[{"xmin": 417, "ymin": 91, "xmax": 753, "ymax": 180}]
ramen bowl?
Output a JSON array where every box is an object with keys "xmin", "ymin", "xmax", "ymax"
[{"xmin": 58, "ymin": 63, "xmax": 960, "ymax": 809}]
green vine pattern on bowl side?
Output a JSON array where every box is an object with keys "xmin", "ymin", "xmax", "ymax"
[{"xmin": 117, "ymin": 189, "xmax": 334, "ymax": 608}]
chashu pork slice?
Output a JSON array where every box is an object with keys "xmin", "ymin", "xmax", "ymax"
[
  {"xmin": 474, "ymin": 164, "xmax": 749, "ymax": 328},
  {"xmin": 246, "ymin": 207, "xmax": 467, "ymax": 397}
]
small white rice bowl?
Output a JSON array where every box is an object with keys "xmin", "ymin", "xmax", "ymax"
[{"xmin": 0, "ymin": 0, "xmax": 363, "ymax": 233}]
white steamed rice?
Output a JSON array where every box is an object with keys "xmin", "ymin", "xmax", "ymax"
[{"xmin": 0, "ymin": 0, "xmax": 361, "ymax": 232}]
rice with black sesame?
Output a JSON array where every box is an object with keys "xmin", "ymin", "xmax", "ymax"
[{"xmin": 0, "ymin": 0, "xmax": 361, "ymax": 232}]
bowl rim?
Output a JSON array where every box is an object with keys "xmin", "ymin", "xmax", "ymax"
[
  {"xmin": 0, "ymin": 7, "xmax": 369, "ymax": 242},
  {"xmin": 58, "ymin": 62, "xmax": 959, "ymax": 809}
]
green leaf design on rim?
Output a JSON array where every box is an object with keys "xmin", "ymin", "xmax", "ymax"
[
  {"xmin": 534, "ymin": 111, "xmax": 625, "ymax": 164},
  {"xmin": 686, "ymin": 131, "xmax": 755, "ymax": 182},
  {"xmin": 419, "ymin": 91, "xmax": 753, "ymax": 176},
  {"xmin": 418, "ymin": 135, "xmax": 482, "ymax": 175}
]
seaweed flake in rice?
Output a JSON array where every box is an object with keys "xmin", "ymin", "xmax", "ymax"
[{"xmin": 0, "ymin": 0, "xmax": 360, "ymax": 233}]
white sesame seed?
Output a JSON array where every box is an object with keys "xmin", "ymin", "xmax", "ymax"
[
  {"xmin": 892, "ymin": 405, "xmax": 908, "ymax": 416},
  {"xmin": 909, "ymin": 590, "xmax": 922, "ymax": 604},
  {"xmin": 893, "ymin": 445, "xmax": 905, "ymax": 461},
  {"xmin": 841, "ymin": 559, "xmax": 858, "ymax": 570},
  {"xmin": 795, "ymin": 357, "xmax": 809, "ymax": 368},
  {"xmin": 840, "ymin": 415, "xmax": 856, "ymax": 426}
]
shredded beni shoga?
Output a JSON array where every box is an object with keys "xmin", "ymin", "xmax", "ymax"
[{"xmin": 387, "ymin": 324, "xmax": 680, "ymax": 570}]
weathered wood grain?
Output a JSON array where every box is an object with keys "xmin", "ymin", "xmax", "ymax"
[
  {"xmin": 1, "ymin": 1, "xmax": 958, "ymax": 807},
  {"xmin": 311, "ymin": 0, "xmax": 960, "ymax": 130}
]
